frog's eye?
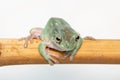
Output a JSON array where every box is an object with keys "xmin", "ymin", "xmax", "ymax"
[
  {"xmin": 56, "ymin": 37, "xmax": 62, "ymax": 44},
  {"xmin": 75, "ymin": 36, "xmax": 80, "ymax": 41}
]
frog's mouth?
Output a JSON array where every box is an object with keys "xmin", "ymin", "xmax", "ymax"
[{"xmin": 52, "ymin": 42, "xmax": 75, "ymax": 51}]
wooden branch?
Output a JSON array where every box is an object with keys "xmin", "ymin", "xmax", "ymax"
[{"xmin": 0, "ymin": 39, "xmax": 120, "ymax": 66}]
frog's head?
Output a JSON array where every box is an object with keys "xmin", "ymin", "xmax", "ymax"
[{"xmin": 51, "ymin": 27, "xmax": 82, "ymax": 51}]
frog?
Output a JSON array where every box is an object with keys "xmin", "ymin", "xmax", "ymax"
[{"xmin": 19, "ymin": 17, "xmax": 95, "ymax": 65}]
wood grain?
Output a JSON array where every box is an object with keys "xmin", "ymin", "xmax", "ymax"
[{"xmin": 0, "ymin": 39, "xmax": 120, "ymax": 66}]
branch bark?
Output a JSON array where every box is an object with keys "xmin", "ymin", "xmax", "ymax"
[{"xmin": 0, "ymin": 39, "xmax": 120, "ymax": 66}]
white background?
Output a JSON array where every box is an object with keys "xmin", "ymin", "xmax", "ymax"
[{"xmin": 0, "ymin": 0, "xmax": 120, "ymax": 80}]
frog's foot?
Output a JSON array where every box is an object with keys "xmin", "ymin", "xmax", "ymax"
[
  {"xmin": 62, "ymin": 52, "xmax": 71, "ymax": 60},
  {"xmin": 45, "ymin": 55, "xmax": 59, "ymax": 65},
  {"xmin": 48, "ymin": 56, "xmax": 59, "ymax": 65},
  {"xmin": 46, "ymin": 48, "xmax": 59, "ymax": 65},
  {"xmin": 83, "ymin": 36, "xmax": 96, "ymax": 40},
  {"xmin": 46, "ymin": 48, "xmax": 59, "ymax": 58},
  {"xmin": 18, "ymin": 36, "xmax": 30, "ymax": 48},
  {"xmin": 62, "ymin": 52, "xmax": 75, "ymax": 62},
  {"xmin": 39, "ymin": 43, "xmax": 59, "ymax": 65},
  {"xmin": 69, "ymin": 55, "xmax": 74, "ymax": 62},
  {"xmin": 19, "ymin": 33, "xmax": 40, "ymax": 48}
]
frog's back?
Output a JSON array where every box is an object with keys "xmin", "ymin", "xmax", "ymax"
[
  {"xmin": 41, "ymin": 17, "xmax": 76, "ymax": 40},
  {"xmin": 46, "ymin": 17, "xmax": 71, "ymax": 29}
]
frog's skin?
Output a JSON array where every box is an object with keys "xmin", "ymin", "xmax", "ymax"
[{"xmin": 20, "ymin": 17, "xmax": 94, "ymax": 65}]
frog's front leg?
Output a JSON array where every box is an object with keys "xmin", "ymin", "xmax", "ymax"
[
  {"xmin": 69, "ymin": 36, "xmax": 95, "ymax": 61},
  {"xmin": 39, "ymin": 42, "xmax": 59, "ymax": 65},
  {"xmin": 62, "ymin": 49, "xmax": 80, "ymax": 61},
  {"xmin": 63, "ymin": 38, "xmax": 83, "ymax": 61}
]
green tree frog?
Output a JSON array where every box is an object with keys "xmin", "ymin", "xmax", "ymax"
[{"xmin": 20, "ymin": 17, "xmax": 94, "ymax": 65}]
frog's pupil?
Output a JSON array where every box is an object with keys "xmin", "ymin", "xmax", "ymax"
[
  {"xmin": 56, "ymin": 37, "xmax": 60, "ymax": 41},
  {"xmin": 56, "ymin": 37, "xmax": 61, "ymax": 44},
  {"xmin": 75, "ymin": 36, "xmax": 79, "ymax": 41}
]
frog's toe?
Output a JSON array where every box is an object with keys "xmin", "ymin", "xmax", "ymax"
[
  {"xmin": 46, "ymin": 56, "xmax": 59, "ymax": 65},
  {"xmin": 18, "ymin": 37, "xmax": 29, "ymax": 48},
  {"xmin": 46, "ymin": 48, "xmax": 59, "ymax": 59},
  {"xmin": 24, "ymin": 43, "xmax": 28, "ymax": 48},
  {"xmin": 30, "ymin": 38, "xmax": 33, "ymax": 43},
  {"xmin": 69, "ymin": 55, "xmax": 74, "ymax": 62},
  {"xmin": 62, "ymin": 53, "xmax": 70, "ymax": 60},
  {"xmin": 50, "ymin": 57, "xmax": 59, "ymax": 64},
  {"xmin": 62, "ymin": 56, "xmax": 67, "ymax": 60},
  {"xmin": 49, "ymin": 53, "xmax": 59, "ymax": 59},
  {"xmin": 48, "ymin": 60, "xmax": 54, "ymax": 66}
]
